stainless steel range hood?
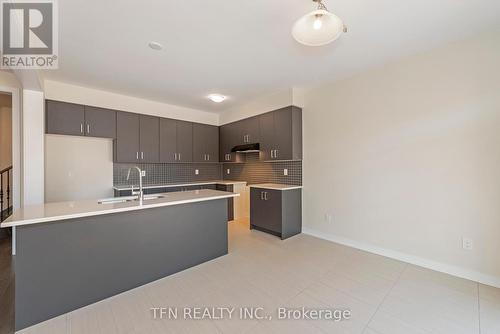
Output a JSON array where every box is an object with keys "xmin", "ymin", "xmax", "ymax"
[{"xmin": 231, "ymin": 143, "xmax": 260, "ymax": 153}]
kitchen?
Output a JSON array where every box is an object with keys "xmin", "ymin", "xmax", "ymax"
[
  {"xmin": 0, "ymin": 1, "xmax": 499, "ymax": 334},
  {"xmin": 2, "ymin": 100, "xmax": 304, "ymax": 331}
]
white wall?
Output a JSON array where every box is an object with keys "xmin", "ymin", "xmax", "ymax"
[
  {"xmin": 22, "ymin": 90, "xmax": 45, "ymax": 206},
  {"xmin": 45, "ymin": 135, "xmax": 113, "ymax": 202},
  {"xmin": 219, "ymin": 89, "xmax": 294, "ymax": 125},
  {"xmin": 303, "ymin": 28, "xmax": 500, "ymax": 287},
  {"xmin": 44, "ymin": 80, "xmax": 219, "ymax": 125}
]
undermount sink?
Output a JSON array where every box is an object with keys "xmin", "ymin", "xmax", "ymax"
[{"xmin": 98, "ymin": 195, "xmax": 166, "ymax": 204}]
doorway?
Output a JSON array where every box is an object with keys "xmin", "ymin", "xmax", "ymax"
[{"xmin": 0, "ymin": 92, "xmax": 13, "ymax": 225}]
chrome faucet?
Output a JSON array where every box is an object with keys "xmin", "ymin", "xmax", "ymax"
[{"xmin": 127, "ymin": 166, "xmax": 144, "ymax": 202}]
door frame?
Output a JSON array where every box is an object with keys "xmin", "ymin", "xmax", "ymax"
[{"xmin": 0, "ymin": 86, "xmax": 21, "ymax": 211}]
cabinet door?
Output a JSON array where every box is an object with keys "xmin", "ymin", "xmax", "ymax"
[
  {"xmin": 159, "ymin": 118, "xmax": 177, "ymax": 163},
  {"xmin": 139, "ymin": 115, "xmax": 159, "ymax": 163},
  {"xmin": 240, "ymin": 116, "xmax": 260, "ymax": 144},
  {"xmin": 46, "ymin": 100, "xmax": 85, "ymax": 136},
  {"xmin": 220, "ymin": 123, "xmax": 240, "ymax": 162},
  {"xmin": 259, "ymin": 111, "xmax": 275, "ymax": 161},
  {"xmin": 84, "ymin": 106, "xmax": 116, "ymax": 138},
  {"xmin": 250, "ymin": 188, "xmax": 281, "ymax": 234},
  {"xmin": 219, "ymin": 125, "xmax": 230, "ymax": 161},
  {"xmin": 273, "ymin": 107, "xmax": 293, "ymax": 160},
  {"xmin": 115, "ymin": 112, "xmax": 140, "ymax": 163},
  {"xmin": 176, "ymin": 120, "xmax": 193, "ymax": 162},
  {"xmin": 193, "ymin": 123, "xmax": 210, "ymax": 162},
  {"xmin": 205, "ymin": 125, "xmax": 219, "ymax": 162}
]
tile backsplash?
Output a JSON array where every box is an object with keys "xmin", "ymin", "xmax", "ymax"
[
  {"xmin": 222, "ymin": 153, "xmax": 302, "ymax": 185},
  {"xmin": 114, "ymin": 163, "xmax": 222, "ymax": 186},
  {"xmin": 114, "ymin": 153, "xmax": 302, "ymax": 187}
]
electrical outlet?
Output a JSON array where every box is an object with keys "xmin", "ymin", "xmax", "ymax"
[
  {"xmin": 283, "ymin": 169, "xmax": 288, "ymax": 176},
  {"xmin": 325, "ymin": 213, "xmax": 333, "ymax": 223},
  {"xmin": 195, "ymin": 169, "xmax": 199, "ymax": 175},
  {"xmin": 141, "ymin": 170, "xmax": 146, "ymax": 177},
  {"xmin": 462, "ymin": 238, "xmax": 473, "ymax": 250},
  {"xmin": 226, "ymin": 169, "xmax": 230, "ymax": 175}
]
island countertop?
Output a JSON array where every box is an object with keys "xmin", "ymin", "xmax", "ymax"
[{"xmin": 1, "ymin": 189, "xmax": 239, "ymax": 228}]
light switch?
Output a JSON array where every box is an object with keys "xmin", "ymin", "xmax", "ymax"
[
  {"xmin": 195, "ymin": 169, "xmax": 199, "ymax": 175},
  {"xmin": 283, "ymin": 169, "xmax": 288, "ymax": 176},
  {"xmin": 226, "ymin": 169, "xmax": 230, "ymax": 175},
  {"xmin": 141, "ymin": 170, "xmax": 146, "ymax": 177}
]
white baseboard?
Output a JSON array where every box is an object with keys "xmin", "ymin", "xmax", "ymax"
[{"xmin": 302, "ymin": 227, "xmax": 500, "ymax": 289}]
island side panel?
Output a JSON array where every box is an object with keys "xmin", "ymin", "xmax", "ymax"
[{"xmin": 14, "ymin": 199, "xmax": 228, "ymax": 331}]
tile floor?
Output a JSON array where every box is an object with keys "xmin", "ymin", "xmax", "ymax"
[{"xmin": 16, "ymin": 219, "xmax": 500, "ymax": 334}]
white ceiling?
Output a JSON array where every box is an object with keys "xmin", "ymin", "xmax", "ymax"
[{"xmin": 42, "ymin": 0, "xmax": 500, "ymax": 113}]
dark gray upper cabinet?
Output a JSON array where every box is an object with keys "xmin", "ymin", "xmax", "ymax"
[
  {"xmin": 84, "ymin": 106, "xmax": 116, "ymax": 138},
  {"xmin": 176, "ymin": 120, "xmax": 193, "ymax": 162},
  {"xmin": 159, "ymin": 118, "xmax": 177, "ymax": 163},
  {"xmin": 46, "ymin": 100, "xmax": 85, "ymax": 136},
  {"xmin": 115, "ymin": 112, "xmax": 140, "ymax": 163},
  {"xmin": 219, "ymin": 122, "xmax": 240, "ymax": 162},
  {"xmin": 259, "ymin": 106, "xmax": 302, "ymax": 161},
  {"xmin": 193, "ymin": 123, "xmax": 219, "ymax": 162},
  {"xmin": 139, "ymin": 115, "xmax": 159, "ymax": 163},
  {"xmin": 239, "ymin": 116, "xmax": 260, "ymax": 144},
  {"xmin": 115, "ymin": 112, "xmax": 159, "ymax": 163},
  {"xmin": 159, "ymin": 118, "xmax": 193, "ymax": 163}
]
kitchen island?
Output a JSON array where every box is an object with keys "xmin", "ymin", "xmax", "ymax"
[{"xmin": 1, "ymin": 189, "xmax": 239, "ymax": 331}]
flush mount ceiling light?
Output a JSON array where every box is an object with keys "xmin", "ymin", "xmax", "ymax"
[
  {"xmin": 208, "ymin": 94, "xmax": 226, "ymax": 103},
  {"xmin": 292, "ymin": 0, "xmax": 347, "ymax": 47},
  {"xmin": 148, "ymin": 41, "xmax": 163, "ymax": 50}
]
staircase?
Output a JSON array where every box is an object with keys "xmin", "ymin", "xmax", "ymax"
[{"xmin": 0, "ymin": 165, "xmax": 13, "ymax": 223}]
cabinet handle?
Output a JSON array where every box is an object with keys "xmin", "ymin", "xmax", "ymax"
[
  {"xmin": 264, "ymin": 192, "xmax": 268, "ymax": 200},
  {"xmin": 207, "ymin": 154, "xmax": 210, "ymax": 161},
  {"xmin": 274, "ymin": 150, "xmax": 278, "ymax": 159},
  {"xmin": 136, "ymin": 152, "xmax": 139, "ymax": 160},
  {"xmin": 178, "ymin": 153, "xmax": 181, "ymax": 161},
  {"xmin": 270, "ymin": 149, "xmax": 273, "ymax": 158},
  {"xmin": 141, "ymin": 152, "xmax": 144, "ymax": 160},
  {"xmin": 87, "ymin": 124, "xmax": 90, "ymax": 134},
  {"xmin": 261, "ymin": 191, "xmax": 264, "ymax": 200},
  {"xmin": 80, "ymin": 123, "xmax": 83, "ymax": 134}
]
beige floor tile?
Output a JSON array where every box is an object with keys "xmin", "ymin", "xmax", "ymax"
[
  {"xmin": 367, "ymin": 311, "xmax": 431, "ymax": 334},
  {"xmin": 479, "ymin": 283, "xmax": 500, "ymax": 303},
  {"xmin": 16, "ymin": 314, "xmax": 68, "ymax": 334},
  {"xmin": 479, "ymin": 288, "xmax": 500, "ymax": 334},
  {"xmin": 302, "ymin": 281, "xmax": 377, "ymax": 333},
  {"xmin": 17, "ymin": 219, "xmax": 495, "ymax": 334},
  {"xmin": 378, "ymin": 265, "xmax": 480, "ymax": 334}
]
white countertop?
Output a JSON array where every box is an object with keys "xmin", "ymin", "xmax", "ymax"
[
  {"xmin": 113, "ymin": 180, "xmax": 247, "ymax": 191},
  {"xmin": 249, "ymin": 183, "xmax": 303, "ymax": 191},
  {"xmin": 1, "ymin": 189, "xmax": 239, "ymax": 228}
]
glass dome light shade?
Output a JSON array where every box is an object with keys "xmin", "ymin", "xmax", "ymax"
[{"xmin": 292, "ymin": 9, "xmax": 344, "ymax": 46}]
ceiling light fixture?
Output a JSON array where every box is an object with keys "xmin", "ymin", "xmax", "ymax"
[
  {"xmin": 292, "ymin": 0, "xmax": 347, "ymax": 47},
  {"xmin": 208, "ymin": 94, "xmax": 226, "ymax": 103},
  {"xmin": 148, "ymin": 41, "xmax": 163, "ymax": 51}
]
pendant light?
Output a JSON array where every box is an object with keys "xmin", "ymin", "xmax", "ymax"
[{"xmin": 292, "ymin": 0, "xmax": 346, "ymax": 46}]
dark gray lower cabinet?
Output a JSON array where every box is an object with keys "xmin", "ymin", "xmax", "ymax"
[{"xmin": 250, "ymin": 188, "xmax": 302, "ymax": 239}]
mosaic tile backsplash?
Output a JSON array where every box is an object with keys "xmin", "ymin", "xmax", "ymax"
[
  {"xmin": 114, "ymin": 163, "xmax": 222, "ymax": 186},
  {"xmin": 114, "ymin": 153, "xmax": 302, "ymax": 187},
  {"xmin": 222, "ymin": 152, "xmax": 302, "ymax": 185}
]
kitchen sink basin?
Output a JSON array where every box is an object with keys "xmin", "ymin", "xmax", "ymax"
[{"xmin": 98, "ymin": 195, "xmax": 166, "ymax": 204}]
